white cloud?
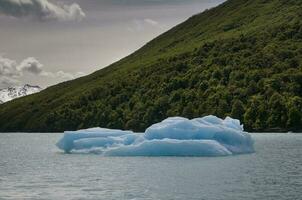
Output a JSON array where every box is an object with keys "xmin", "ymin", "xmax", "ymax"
[
  {"xmin": 0, "ymin": 76, "xmax": 20, "ymax": 88},
  {"xmin": 0, "ymin": 56, "xmax": 19, "ymax": 77},
  {"xmin": 75, "ymin": 71, "xmax": 86, "ymax": 77},
  {"xmin": 17, "ymin": 57, "xmax": 43, "ymax": 74},
  {"xmin": 41, "ymin": 70, "xmax": 82, "ymax": 80},
  {"xmin": 144, "ymin": 18, "xmax": 158, "ymax": 26},
  {"xmin": 129, "ymin": 18, "xmax": 160, "ymax": 32},
  {"xmin": 56, "ymin": 70, "xmax": 75, "ymax": 80},
  {"xmin": 0, "ymin": 55, "xmax": 85, "ymax": 88},
  {"xmin": 0, "ymin": 0, "xmax": 85, "ymax": 22}
]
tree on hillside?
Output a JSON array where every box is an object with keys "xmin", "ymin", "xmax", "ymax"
[
  {"xmin": 287, "ymin": 96, "xmax": 302, "ymax": 131},
  {"xmin": 231, "ymin": 100, "xmax": 245, "ymax": 122}
]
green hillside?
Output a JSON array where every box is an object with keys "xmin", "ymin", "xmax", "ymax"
[{"xmin": 0, "ymin": 0, "xmax": 302, "ymax": 132}]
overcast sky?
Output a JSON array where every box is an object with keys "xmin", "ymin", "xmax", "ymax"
[{"xmin": 0, "ymin": 0, "xmax": 224, "ymax": 89}]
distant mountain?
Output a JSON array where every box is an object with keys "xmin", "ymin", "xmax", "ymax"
[
  {"xmin": 0, "ymin": 84, "xmax": 42, "ymax": 104},
  {"xmin": 0, "ymin": 0, "xmax": 301, "ymax": 132}
]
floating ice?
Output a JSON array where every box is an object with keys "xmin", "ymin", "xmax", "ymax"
[{"xmin": 56, "ymin": 115, "xmax": 254, "ymax": 156}]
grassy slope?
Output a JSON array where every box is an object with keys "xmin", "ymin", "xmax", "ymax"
[{"xmin": 0, "ymin": 0, "xmax": 302, "ymax": 132}]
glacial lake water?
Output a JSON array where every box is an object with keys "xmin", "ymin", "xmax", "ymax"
[{"xmin": 0, "ymin": 133, "xmax": 301, "ymax": 200}]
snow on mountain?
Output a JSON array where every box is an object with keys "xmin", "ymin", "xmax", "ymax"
[{"xmin": 0, "ymin": 84, "xmax": 42, "ymax": 104}]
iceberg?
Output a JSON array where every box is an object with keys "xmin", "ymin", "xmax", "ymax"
[{"xmin": 56, "ymin": 115, "xmax": 254, "ymax": 156}]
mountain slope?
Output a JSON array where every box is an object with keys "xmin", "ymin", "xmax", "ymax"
[
  {"xmin": 0, "ymin": 84, "xmax": 42, "ymax": 104},
  {"xmin": 0, "ymin": 0, "xmax": 302, "ymax": 132}
]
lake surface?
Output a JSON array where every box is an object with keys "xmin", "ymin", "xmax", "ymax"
[{"xmin": 0, "ymin": 133, "xmax": 301, "ymax": 200}]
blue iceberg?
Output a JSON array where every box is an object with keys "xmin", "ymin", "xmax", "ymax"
[{"xmin": 56, "ymin": 115, "xmax": 254, "ymax": 156}]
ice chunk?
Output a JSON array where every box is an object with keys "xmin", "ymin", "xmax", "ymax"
[
  {"xmin": 145, "ymin": 116, "xmax": 221, "ymax": 140},
  {"xmin": 223, "ymin": 116, "xmax": 243, "ymax": 131},
  {"xmin": 56, "ymin": 128, "xmax": 133, "ymax": 152},
  {"xmin": 73, "ymin": 137, "xmax": 118, "ymax": 150},
  {"xmin": 104, "ymin": 139, "xmax": 232, "ymax": 156},
  {"xmin": 56, "ymin": 115, "xmax": 254, "ymax": 156}
]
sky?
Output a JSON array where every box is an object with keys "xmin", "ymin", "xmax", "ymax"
[{"xmin": 0, "ymin": 0, "xmax": 225, "ymax": 89}]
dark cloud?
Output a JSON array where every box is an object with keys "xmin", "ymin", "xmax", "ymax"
[{"xmin": 0, "ymin": 0, "xmax": 85, "ymax": 21}]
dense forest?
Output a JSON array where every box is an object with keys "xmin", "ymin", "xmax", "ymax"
[{"xmin": 0, "ymin": 0, "xmax": 301, "ymax": 132}]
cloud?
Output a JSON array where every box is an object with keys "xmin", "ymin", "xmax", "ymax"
[
  {"xmin": 0, "ymin": 55, "xmax": 85, "ymax": 88},
  {"xmin": 17, "ymin": 57, "xmax": 43, "ymax": 74},
  {"xmin": 41, "ymin": 70, "xmax": 82, "ymax": 80},
  {"xmin": 129, "ymin": 18, "xmax": 160, "ymax": 32},
  {"xmin": 0, "ymin": 76, "xmax": 20, "ymax": 88},
  {"xmin": 56, "ymin": 70, "xmax": 75, "ymax": 79},
  {"xmin": 144, "ymin": 18, "xmax": 158, "ymax": 26},
  {"xmin": 0, "ymin": 0, "xmax": 85, "ymax": 22},
  {"xmin": 0, "ymin": 56, "xmax": 20, "ymax": 87},
  {"xmin": 0, "ymin": 56, "xmax": 19, "ymax": 77}
]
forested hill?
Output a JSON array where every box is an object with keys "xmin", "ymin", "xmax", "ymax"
[{"xmin": 0, "ymin": 0, "xmax": 302, "ymax": 132}]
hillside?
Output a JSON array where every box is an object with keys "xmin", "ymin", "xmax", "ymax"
[{"xmin": 0, "ymin": 0, "xmax": 302, "ymax": 132}]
